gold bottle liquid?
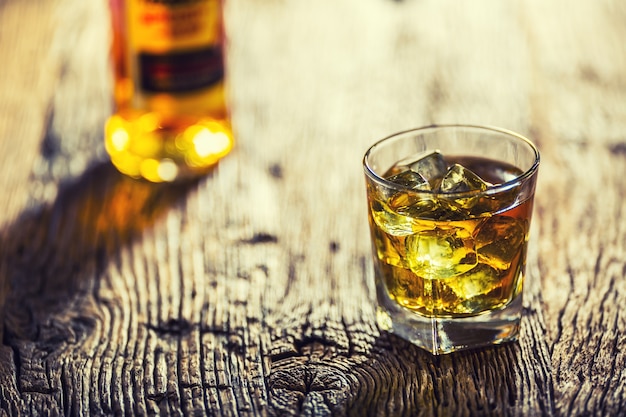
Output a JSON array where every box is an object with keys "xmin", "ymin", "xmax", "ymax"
[{"xmin": 105, "ymin": 0, "xmax": 233, "ymax": 182}]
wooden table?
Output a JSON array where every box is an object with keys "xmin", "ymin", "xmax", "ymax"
[{"xmin": 1, "ymin": 0, "xmax": 625, "ymax": 415}]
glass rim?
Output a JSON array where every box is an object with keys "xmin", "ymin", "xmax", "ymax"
[{"xmin": 363, "ymin": 124, "xmax": 540, "ymax": 197}]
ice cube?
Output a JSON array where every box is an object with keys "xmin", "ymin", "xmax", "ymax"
[
  {"xmin": 370, "ymin": 199, "xmax": 417, "ymax": 236},
  {"xmin": 407, "ymin": 151, "xmax": 448, "ymax": 187},
  {"xmin": 387, "ymin": 191, "xmax": 467, "ymax": 222},
  {"xmin": 381, "ymin": 261, "xmax": 443, "ymax": 314},
  {"xmin": 388, "ymin": 192, "xmax": 437, "ymax": 219},
  {"xmin": 437, "ymin": 164, "xmax": 491, "ymax": 211},
  {"xmin": 475, "ymin": 216, "xmax": 526, "ymax": 270},
  {"xmin": 443, "ymin": 263, "xmax": 504, "ymax": 314},
  {"xmin": 398, "ymin": 197, "xmax": 467, "ymax": 223},
  {"xmin": 376, "ymin": 241, "xmax": 406, "ymax": 269},
  {"xmin": 405, "ymin": 226, "xmax": 477, "ymax": 278},
  {"xmin": 388, "ymin": 266, "xmax": 424, "ymax": 306},
  {"xmin": 447, "ymin": 264, "xmax": 500, "ymax": 298},
  {"xmin": 439, "ymin": 163, "xmax": 490, "ymax": 193},
  {"xmin": 386, "ymin": 169, "xmax": 430, "ymax": 190},
  {"xmin": 469, "ymin": 187, "xmax": 519, "ymax": 217},
  {"xmin": 372, "ymin": 228, "xmax": 408, "ymax": 269}
]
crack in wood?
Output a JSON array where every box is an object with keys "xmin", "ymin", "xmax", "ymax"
[
  {"xmin": 239, "ymin": 233, "xmax": 279, "ymax": 245},
  {"xmin": 609, "ymin": 142, "xmax": 626, "ymax": 156},
  {"xmin": 268, "ymin": 350, "xmax": 300, "ymax": 363},
  {"xmin": 268, "ymin": 163, "xmax": 283, "ymax": 179},
  {"xmin": 146, "ymin": 390, "xmax": 179, "ymax": 405},
  {"xmin": 146, "ymin": 319, "xmax": 194, "ymax": 336}
]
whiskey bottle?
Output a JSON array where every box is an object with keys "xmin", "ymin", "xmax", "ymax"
[{"xmin": 105, "ymin": 0, "xmax": 233, "ymax": 182}]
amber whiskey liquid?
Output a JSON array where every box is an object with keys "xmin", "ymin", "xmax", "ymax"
[
  {"xmin": 368, "ymin": 156, "xmax": 532, "ymax": 318},
  {"xmin": 105, "ymin": 0, "xmax": 233, "ymax": 182}
]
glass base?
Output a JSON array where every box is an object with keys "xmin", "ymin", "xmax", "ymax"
[
  {"xmin": 105, "ymin": 111, "xmax": 233, "ymax": 183},
  {"xmin": 376, "ymin": 289, "xmax": 522, "ymax": 355}
]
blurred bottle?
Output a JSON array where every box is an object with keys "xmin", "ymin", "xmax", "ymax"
[{"xmin": 105, "ymin": 0, "xmax": 233, "ymax": 182}]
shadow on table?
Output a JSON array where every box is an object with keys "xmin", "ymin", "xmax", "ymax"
[
  {"xmin": 343, "ymin": 331, "xmax": 550, "ymax": 416},
  {"xmin": 267, "ymin": 328, "xmax": 546, "ymax": 416},
  {"xmin": 0, "ymin": 161, "xmax": 200, "ymax": 346}
]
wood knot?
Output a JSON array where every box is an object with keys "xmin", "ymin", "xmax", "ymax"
[{"xmin": 268, "ymin": 360, "xmax": 353, "ymax": 415}]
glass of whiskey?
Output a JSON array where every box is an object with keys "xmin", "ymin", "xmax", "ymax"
[{"xmin": 363, "ymin": 125, "xmax": 540, "ymax": 354}]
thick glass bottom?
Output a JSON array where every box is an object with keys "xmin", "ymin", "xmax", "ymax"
[{"xmin": 376, "ymin": 283, "xmax": 522, "ymax": 355}]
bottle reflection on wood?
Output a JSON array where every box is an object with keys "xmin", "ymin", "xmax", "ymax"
[{"xmin": 105, "ymin": 0, "xmax": 233, "ymax": 182}]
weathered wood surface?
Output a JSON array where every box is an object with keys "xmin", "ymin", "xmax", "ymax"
[{"xmin": 1, "ymin": 0, "xmax": 625, "ymax": 415}]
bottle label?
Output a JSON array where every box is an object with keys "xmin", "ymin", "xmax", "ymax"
[
  {"xmin": 139, "ymin": 47, "xmax": 223, "ymax": 92},
  {"xmin": 128, "ymin": 0, "xmax": 224, "ymax": 93}
]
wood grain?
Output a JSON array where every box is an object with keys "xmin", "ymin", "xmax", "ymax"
[{"xmin": 1, "ymin": 0, "xmax": 625, "ymax": 415}]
